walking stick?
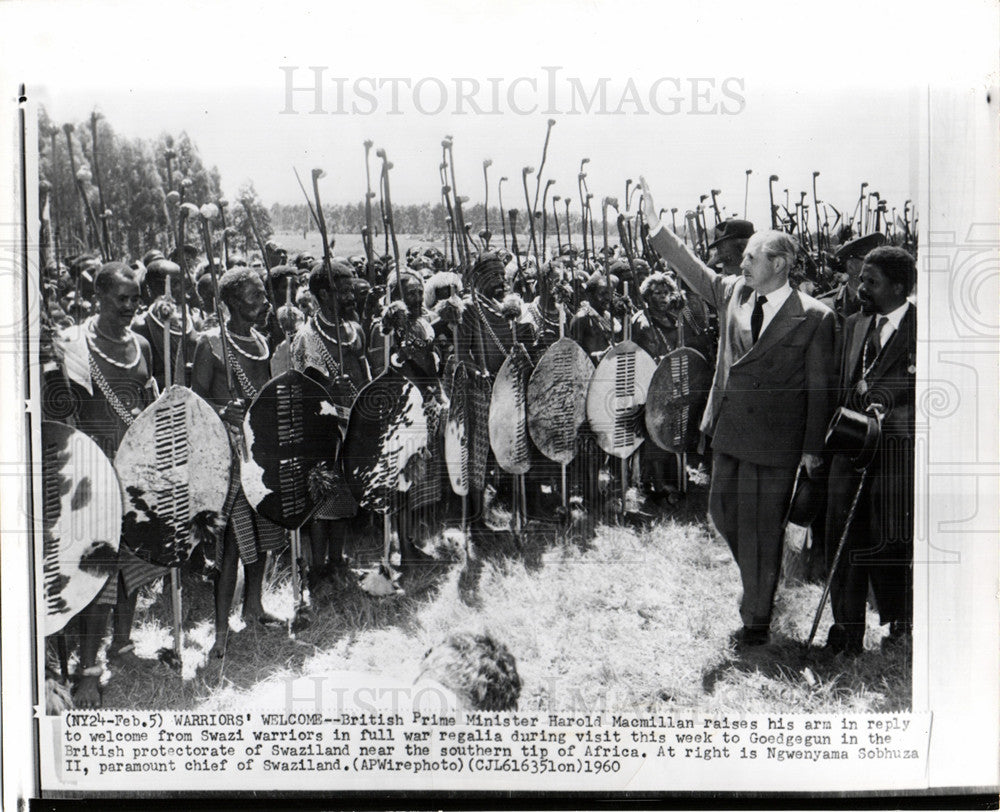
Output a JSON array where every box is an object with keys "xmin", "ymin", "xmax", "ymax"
[{"xmin": 805, "ymin": 468, "xmax": 869, "ymax": 649}]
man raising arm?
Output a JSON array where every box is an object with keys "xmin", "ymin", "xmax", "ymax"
[{"xmin": 639, "ymin": 177, "xmax": 836, "ymax": 646}]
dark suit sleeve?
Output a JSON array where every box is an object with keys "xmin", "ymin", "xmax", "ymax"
[{"xmin": 804, "ymin": 305, "xmax": 837, "ymax": 455}]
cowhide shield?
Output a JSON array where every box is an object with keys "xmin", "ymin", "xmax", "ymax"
[
  {"xmin": 444, "ymin": 361, "xmax": 491, "ymax": 495},
  {"xmin": 444, "ymin": 361, "xmax": 470, "ymax": 496},
  {"xmin": 527, "ymin": 337, "xmax": 594, "ymax": 464},
  {"xmin": 489, "ymin": 343, "xmax": 533, "ymax": 474},
  {"xmin": 242, "ymin": 369, "xmax": 343, "ymax": 530},
  {"xmin": 42, "ymin": 421, "xmax": 121, "ymax": 635},
  {"xmin": 644, "ymin": 346, "xmax": 712, "ymax": 453},
  {"xmin": 343, "ymin": 365, "xmax": 429, "ymax": 514},
  {"xmin": 116, "ymin": 386, "xmax": 230, "ymax": 567},
  {"xmin": 586, "ymin": 340, "xmax": 657, "ymax": 459}
]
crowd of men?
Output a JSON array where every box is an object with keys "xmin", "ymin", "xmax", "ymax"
[{"xmin": 40, "ymin": 171, "xmax": 918, "ymax": 710}]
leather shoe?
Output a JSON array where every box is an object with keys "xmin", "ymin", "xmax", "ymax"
[
  {"xmin": 731, "ymin": 626, "xmax": 769, "ymax": 648},
  {"xmin": 824, "ymin": 624, "xmax": 863, "ymax": 657}
]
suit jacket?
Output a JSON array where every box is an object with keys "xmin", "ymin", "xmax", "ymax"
[
  {"xmin": 832, "ymin": 303, "xmax": 917, "ymax": 544},
  {"xmin": 649, "ymin": 227, "xmax": 836, "ymax": 468}
]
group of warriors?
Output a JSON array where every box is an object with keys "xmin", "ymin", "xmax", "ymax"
[{"xmin": 38, "ymin": 132, "xmax": 918, "ymax": 710}]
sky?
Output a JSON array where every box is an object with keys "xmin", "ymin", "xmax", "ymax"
[{"xmin": 2, "ymin": 0, "xmax": 995, "ymax": 225}]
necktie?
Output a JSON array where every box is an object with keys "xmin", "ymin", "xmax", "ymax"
[
  {"xmin": 867, "ymin": 316, "xmax": 888, "ymax": 358},
  {"xmin": 751, "ymin": 295, "xmax": 767, "ymax": 343}
]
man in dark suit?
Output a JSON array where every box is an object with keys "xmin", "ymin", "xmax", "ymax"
[
  {"xmin": 824, "ymin": 246, "xmax": 917, "ymax": 656},
  {"xmin": 640, "ymin": 178, "xmax": 836, "ymax": 646}
]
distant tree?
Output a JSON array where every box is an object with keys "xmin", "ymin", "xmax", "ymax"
[{"xmin": 229, "ymin": 181, "xmax": 273, "ymax": 258}]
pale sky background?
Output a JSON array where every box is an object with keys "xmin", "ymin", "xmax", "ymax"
[{"xmin": 2, "ymin": 0, "xmax": 995, "ymax": 225}]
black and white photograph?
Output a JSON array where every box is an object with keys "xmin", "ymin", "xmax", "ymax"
[{"xmin": 0, "ymin": 0, "xmax": 997, "ymax": 804}]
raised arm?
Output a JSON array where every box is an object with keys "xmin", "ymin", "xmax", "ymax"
[{"xmin": 638, "ymin": 176, "xmax": 732, "ymax": 311}]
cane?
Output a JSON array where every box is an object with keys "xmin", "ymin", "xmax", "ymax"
[{"xmin": 805, "ymin": 407, "xmax": 884, "ymax": 648}]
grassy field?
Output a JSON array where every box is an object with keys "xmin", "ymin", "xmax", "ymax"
[{"xmin": 86, "ymin": 476, "xmax": 909, "ymax": 715}]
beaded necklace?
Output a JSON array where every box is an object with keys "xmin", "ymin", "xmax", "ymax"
[
  {"xmin": 86, "ymin": 319, "xmax": 141, "ymax": 369},
  {"xmin": 223, "ymin": 324, "xmax": 269, "ymax": 362}
]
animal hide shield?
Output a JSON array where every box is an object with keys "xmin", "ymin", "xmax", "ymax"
[
  {"xmin": 242, "ymin": 369, "xmax": 343, "ymax": 530},
  {"xmin": 42, "ymin": 421, "xmax": 121, "ymax": 635},
  {"xmin": 116, "ymin": 386, "xmax": 230, "ymax": 567},
  {"xmin": 527, "ymin": 337, "xmax": 594, "ymax": 464},
  {"xmin": 444, "ymin": 361, "xmax": 491, "ymax": 495},
  {"xmin": 343, "ymin": 366, "xmax": 429, "ymax": 514},
  {"xmin": 444, "ymin": 361, "xmax": 470, "ymax": 496},
  {"xmin": 586, "ymin": 340, "xmax": 657, "ymax": 459},
  {"xmin": 489, "ymin": 344, "xmax": 533, "ymax": 474},
  {"xmin": 644, "ymin": 347, "xmax": 712, "ymax": 453}
]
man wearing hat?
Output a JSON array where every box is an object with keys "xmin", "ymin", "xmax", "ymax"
[
  {"xmin": 817, "ymin": 232, "xmax": 886, "ymax": 323},
  {"xmin": 824, "ymin": 246, "xmax": 916, "ymax": 656},
  {"xmin": 640, "ymin": 177, "xmax": 835, "ymax": 647},
  {"xmin": 707, "ymin": 219, "xmax": 755, "ymax": 276}
]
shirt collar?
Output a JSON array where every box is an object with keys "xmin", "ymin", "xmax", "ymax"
[
  {"xmin": 755, "ymin": 282, "xmax": 792, "ymax": 311},
  {"xmin": 879, "ymin": 300, "xmax": 911, "ymax": 331}
]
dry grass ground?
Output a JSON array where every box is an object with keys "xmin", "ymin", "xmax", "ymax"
[{"xmin": 86, "ymin": 477, "xmax": 909, "ymax": 715}]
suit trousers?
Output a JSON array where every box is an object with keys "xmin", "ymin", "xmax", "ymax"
[
  {"xmin": 825, "ymin": 452, "xmax": 914, "ymax": 648},
  {"xmin": 709, "ymin": 451, "xmax": 797, "ymax": 631}
]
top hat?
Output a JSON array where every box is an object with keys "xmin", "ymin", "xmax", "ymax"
[{"xmin": 825, "ymin": 406, "xmax": 882, "ymax": 471}]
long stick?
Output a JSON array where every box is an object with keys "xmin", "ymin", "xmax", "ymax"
[
  {"xmin": 498, "ymin": 176, "xmax": 508, "ymax": 250},
  {"xmin": 805, "ymin": 469, "xmax": 869, "ymax": 648},
  {"xmin": 89, "ymin": 112, "xmax": 112, "ymax": 258},
  {"xmin": 363, "ymin": 140, "xmax": 377, "ymax": 281},
  {"xmin": 522, "ymin": 167, "xmax": 538, "ymax": 267},
  {"xmin": 482, "ymin": 159, "xmax": 492, "ymax": 249},
  {"xmin": 311, "ymin": 168, "xmax": 344, "ymax": 371}
]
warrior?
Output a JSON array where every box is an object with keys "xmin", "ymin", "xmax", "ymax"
[
  {"xmin": 522, "ymin": 261, "xmax": 571, "ymax": 363},
  {"xmin": 290, "ymin": 262, "xmax": 369, "ymax": 597},
  {"xmin": 131, "ymin": 259, "xmax": 199, "ymax": 389},
  {"xmin": 632, "ymin": 271, "xmax": 712, "ymax": 500},
  {"xmin": 375, "ymin": 270, "xmax": 446, "ymax": 564},
  {"xmin": 191, "ymin": 267, "xmax": 287, "ymax": 657},
  {"xmin": 570, "ymin": 272, "xmax": 620, "ymax": 363},
  {"xmin": 631, "ymin": 271, "xmax": 713, "ymax": 362},
  {"xmin": 53, "ymin": 262, "xmax": 167, "ymax": 707}
]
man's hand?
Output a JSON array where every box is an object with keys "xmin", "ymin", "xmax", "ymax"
[
  {"xmin": 221, "ymin": 398, "xmax": 246, "ymax": 428},
  {"xmin": 638, "ymin": 176, "xmax": 659, "ymax": 227},
  {"xmin": 800, "ymin": 452, "xmax": 823, "ymax": 477}
]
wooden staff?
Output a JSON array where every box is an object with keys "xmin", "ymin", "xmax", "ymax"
[
  {"xmin": 363, "ymin": 140, "xmax": 377, "ymax": 282},
  {"xmin": 89, "ymin": 112, "xmax": 113, "ymax": 257},
  {"xmin": 217, "ymin": 199, "xmax": 231, "ymax": 270},
  {"xmin": 521, "ymin": 166, "xmax": 538, "ymax": 267},
  {"xmin": 743, "ymin": 169, "xmax": 752, "ymax": 219},
  {"xmin": 541, "ymin": 179, "xmax": 555, "ymax": 262},
  {"xmin": 710, "ymin": 189, "xmax": 722, "ymax": 226},
  {"xmin": 376, "ymin": 149, "xmax": 401, "ymax": 284},
  {"xmin": 768, "ymin": 174, "xmax": 779, "ymax": 230},
  {"xmin": 241, "ymin": 198, "xmax": 279, "ymax": 307},
  {"xmin": 577, "ymin": 174, "xmax": 589, "ymax": 274},
  {"xmin": 482, "ymin": 159, "xmax": 493, "ymax": 249},
  {"xmin": 159, "ymin": 225, "xmax": 186, "ymax": 664},
  {"xmin": 311, "ymin": 168, "xmax": 344, "ymax": 370},
  {"xmin": 551, "ymin": 194, "xmax": 562, "ymax": 255},
  {"xmin": 498, "ymin": 176, "xmax": 509, "ymax": 250}
]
